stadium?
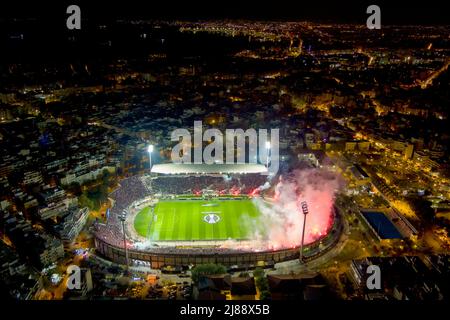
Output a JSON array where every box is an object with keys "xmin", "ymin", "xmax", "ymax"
[{"xmin": 94, "ymin": 163, "xmax": 342, "ymax": 269}]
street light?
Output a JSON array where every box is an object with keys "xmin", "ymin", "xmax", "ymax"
[
  {"xmin": 265, "ymin": 141, "xmax": 271, "ymax": 168},
  {"xmin": 119, "ymin": 210, "xmax": 130, "ymax": 269},
  {"xmin": 147, "ymin": 144, "xmax": 154, "ymax": 171},
  {"xmin": 299, "ymin": 200, "xmax": 309, "ymax": 263}
]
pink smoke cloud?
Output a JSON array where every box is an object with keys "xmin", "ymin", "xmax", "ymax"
[{"xmin": 251, "ymin": 168, "xmax": 343, "ymax": 250}]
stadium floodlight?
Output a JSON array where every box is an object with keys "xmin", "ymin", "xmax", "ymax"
[
  {"xmin": 299, "ymin": 200, "xmax": 309, "ymax": 263},
  {"xmin": 265, "ymin": 141, "xmax": 271, "ymax": 168},
  {"xmin": 301, "ymin": 201, "xmax": 309, "ymax": 215},
  {"xmin": 147, "ymin": 144, "xmax": 154, "ymax": 171},
  {"xmin": 119, "ymin": 211, "xmax": 130, "ymax": 269}
]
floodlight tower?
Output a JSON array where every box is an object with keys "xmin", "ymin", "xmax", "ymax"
[
  {"xmin": 147, "ymin": 144, "xmax": 154, "ymax": 171},
  {"xmin": 119, "ymin": 210, "xmax": 130, "ymax": 269},
  {"xmin": 299, "ymin": 201, "xmax": 309, "ymax": 263},
  {"xmin": 265, "ymin": 141, "xmax": 271, "ymax": 168}
]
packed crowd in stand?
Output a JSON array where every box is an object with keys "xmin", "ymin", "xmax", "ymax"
[
  {"xmin": 94, "ymin": 173, "xmax": 270, "ymax": 253},
  {"xmin": 94, "ymin": 176, "xmax": 149, "ymax": 248},
  {"xmin": 151, "ymin": 174, "xmax": 268, "ymax": 195},
  {"xmin": 131, "ymin": 244, "xmax": 275, "ymax": 255}
]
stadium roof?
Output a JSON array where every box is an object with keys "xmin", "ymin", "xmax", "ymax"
[{"xmin": 151, "ymin": 163, "xmax": 268, "ymax": 174}]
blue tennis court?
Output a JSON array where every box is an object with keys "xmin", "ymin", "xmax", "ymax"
[{"xmin": 361, "ymin": 211, "xmax": 403, "ymax": 239}]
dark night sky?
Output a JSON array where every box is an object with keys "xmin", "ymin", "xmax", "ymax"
[{"xmin": 0, "ymin": 0, "xmax": 449, "ymax": 24}]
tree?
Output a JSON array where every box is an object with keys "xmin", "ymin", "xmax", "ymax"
[
  {"xmin": 260, "ymin": 289, "xmax": 271, "ymax": 300},
  {"xmin": 99, "ymin": 184, "xmax": 109, "ymax": 203},
  {"xmin": 68, "ymin": 182, "xmax": 82, "ymax": 196},
  {"xmin": 102, "ymin": 169, "xmax": 111, "ymax": 185},
  {"xmin": 191, "ymin": 264, "xmax": 227, "ymax": 284},
  {"xmin": 253, "ymin": 267, "xmax": 264, "ymax": 279},
  {"xmin": 253, "ymin": 267, "xmax": 271, "ymax": 300},
  {"xmin": 78, "ymin": 192, "xmax": 94, "ymax": 210}
]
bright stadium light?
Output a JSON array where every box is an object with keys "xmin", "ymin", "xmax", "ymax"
[
  {"xmin": 299, "ymin": 200, "xmax": 309, "ymax": 263},
  {"xmin": 265, "ymin": 141, "xmax": 271, "ymax": 168},
  {"xmin": 147, "ymin": 144, "xmax": 154, "ymax": 170}
]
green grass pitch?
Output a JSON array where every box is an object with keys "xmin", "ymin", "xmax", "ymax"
[{"xmin": 133, "ymin": 197, "xmax": 265, "ymax": 241}]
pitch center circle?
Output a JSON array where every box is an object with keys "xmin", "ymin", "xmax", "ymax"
[{"xmin": 203, "ymin": 213, "xmax": 221, "ymax": 224}]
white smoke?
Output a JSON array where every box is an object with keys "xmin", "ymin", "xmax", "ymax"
[{"xmin": 253, "ymin": 181, "xmax": 271, "ymax": 193}]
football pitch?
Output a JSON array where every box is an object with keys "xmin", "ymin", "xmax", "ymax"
[{"xmin": 134, "ymin": 197, "xmax": 265, "ymax": 241}]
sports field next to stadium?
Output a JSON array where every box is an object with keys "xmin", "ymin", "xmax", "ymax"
[{"xmin": 134, "ymin": 197, "xmax": 265, "ymax": 241}]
